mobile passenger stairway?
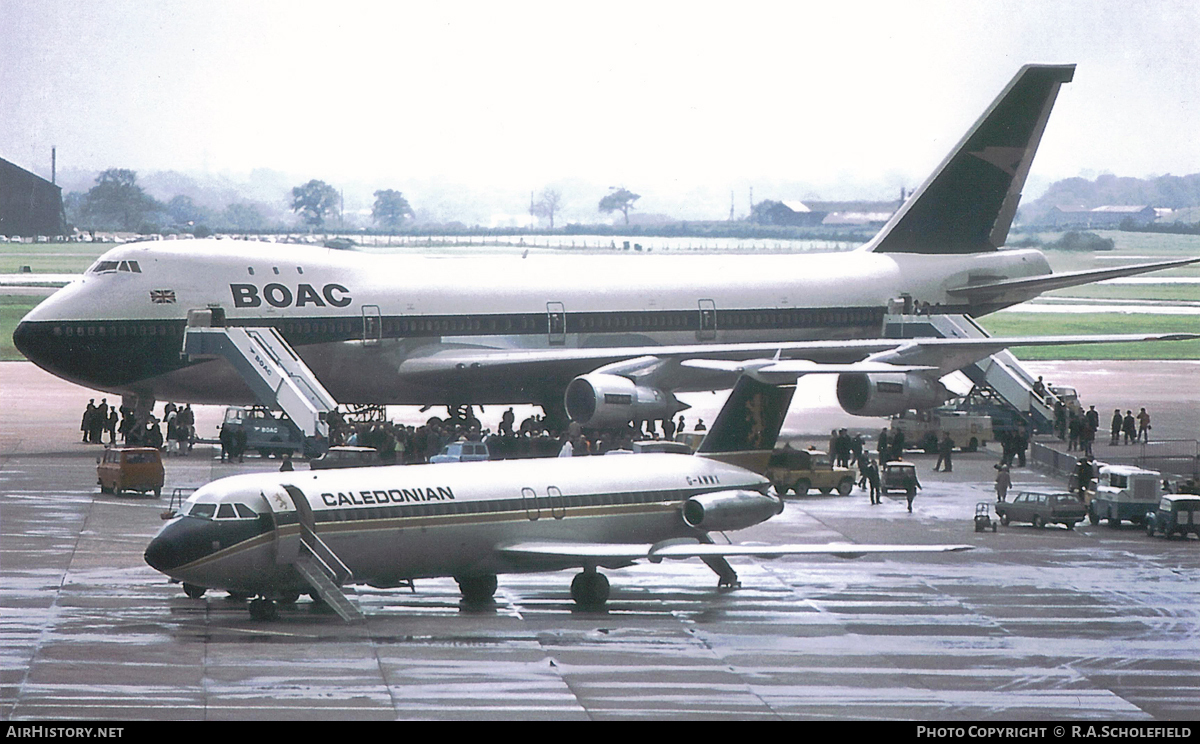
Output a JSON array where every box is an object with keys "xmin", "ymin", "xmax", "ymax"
[
  {"xmin": 182, "ymin": 311, "xmax": 368, "ymax": 620},
  {"xmin": 883, "ymin": 312, "xmax": 1059, "ymax": 432},
  {"xmin": 181, "ymin": 309, "xmax": 337, "ymax": 439}
]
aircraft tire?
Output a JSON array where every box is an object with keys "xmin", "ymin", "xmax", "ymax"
[
  {"xmin": 570, "ymin": 571, "xmax": 610, "ymax": 608},
  {"xmin": 248, "ymin": 598, "xmax": 277, "ymax": 621},
  {"xmin": 457, "ymin": 574, "xmax": 498, "ymax": 604}
]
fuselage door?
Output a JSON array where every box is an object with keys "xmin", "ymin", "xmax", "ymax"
[
  {"xmin": 261, "ymin": 484, "xmax": 300, "ymax": 565},
  {"xmin": 698, "ymin": 299, "xmax": 717, "ymax": 341},
  {"xmin": 546, "ymin": 486, "xmax": 566, "ymax": 520},
  {"xmin": 362, "ymin": 304, "xmax": 381, "ymax": 347},
  {"xmin": 521, "ymin": 487, "xmax": 540, "ymax": 521},
  {"xmin": 547, "ymin": 302, "xmax": 566, "ymax": 346}
]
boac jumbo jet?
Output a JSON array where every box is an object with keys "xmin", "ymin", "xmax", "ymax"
[
  {"xmin": 13, "ymin": 64, "xmax": 1199, "ymax": 425},
  {"xmin": 144, "ymin": 372, "xmax": 972, "ymax": 621}
]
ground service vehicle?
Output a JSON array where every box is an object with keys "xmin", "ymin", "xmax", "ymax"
[
  {"xmin": 996, "ymin": 490, "xmax": 1087, "ymax": 529},
  {"xmin": 429, "ymin": 440, "xmax": 490, "ymax": 464},
  {"xmin": 309, "ymin": 446, "xmax": 382, "ymax": 470},
  {"xmin": 881, "ymin": 461, "xmax": 920, "ymax": 497},
  {"xmin": 766, "ymin": 448, "xmax": 856, "ymax": 496},
  {"xmin": 891, "ymin": 408, "xmax": 992, "ymax": 452},
  {"xmin": 97, "ymin": 447, "xmax": 164, "ymax": 497},
  {"xmin": 1144, "ymin": 494, "xmax": 1200, "ymax": 539},
  {"xmin": 1087, "ymin": 465, "xmax": 1160, "ymax": 527},
  {"xmin": 222, "ymin": 406, "xmax": 308, "ymax": 459}
]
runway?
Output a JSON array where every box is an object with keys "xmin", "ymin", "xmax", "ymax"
[{"xmin": 2, "ymin": 363, "xmax": 1199, "ymax": 720}]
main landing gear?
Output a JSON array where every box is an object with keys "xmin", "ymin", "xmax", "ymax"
[
  {"xmin": 570, "ymin": 568, "xmax": 610, "ymax": 609},
  {"xmin": 456, "ymin": 574, "xmax": 498, "ymax": 605}
]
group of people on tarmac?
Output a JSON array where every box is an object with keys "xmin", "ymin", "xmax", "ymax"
[
  {"xmin": 79, "ymin": 399, "xmax": 194, "ymax": 453},
  {"xmin": 1109, "ymin": 407, "xmax": 1152, "ymax": 446}
]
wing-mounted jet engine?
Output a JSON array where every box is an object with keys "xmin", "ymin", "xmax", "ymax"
[
  {"xmin": 834, "ymin": 370, "xmax": 951, "ymax": 417},
  {"xmin": 563, "ymin": 373, "xmax": 687, "ymax": 428}
]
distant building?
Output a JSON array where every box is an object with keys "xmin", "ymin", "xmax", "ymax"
[
  {"xmin": 1047, "ymin": 205, "xmax": 1157, "ymax": 228},
  {"xmin": 0, "ymin": 156, "xmax": 67, "ymax": 237},
  {"xmin": 756, "ymin": 199, "xmax": 901, "ymax": 228}
]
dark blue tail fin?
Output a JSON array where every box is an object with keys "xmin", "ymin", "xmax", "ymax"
[
  {"xmin": 695, "ymin": 376, "xmax": 795, "ymax": 472},
  {"xmin": 867, "ymin": 64, "xmax": 1075, "ymax": 254}
]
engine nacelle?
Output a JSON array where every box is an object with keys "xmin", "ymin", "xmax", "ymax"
[
  {"xmin": 564, "ymin": 373, "xmax": 685, "ymax": 428},
  {"xmin": 835, "ymin": 371, "xmax": 951, "ymax": 417},
  {"xmin": 681, "ymin": 489, "xmax": 784, "ymax": 532}
]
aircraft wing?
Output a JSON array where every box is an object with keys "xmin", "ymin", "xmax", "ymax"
[
  {"xmin": 496, "ymin": 540, "xmax": 974, "ymax": 564},
  {"xmin": 946, "ymin": 256, "xmax": 1200, "ymax": 301},
  {"xmin": 396, "ymin": 332, "xmax": 1199, "ymax": 388}
]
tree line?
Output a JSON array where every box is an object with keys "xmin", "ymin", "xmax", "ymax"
[{"xmin": 63, "ymin": 169, "xmax": 649, "ymax": 235}]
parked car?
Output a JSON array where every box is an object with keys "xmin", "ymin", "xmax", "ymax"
[
  {"xmin": 429, "ymin": 440, "xmax": 490, "ymax": 464},
  {"xmin": 309, "ymin": 446, "xmax": 382, "ymax": 470},
  {"xmin": 1086, "ymin": 465, "xmax": 1161, "ymax": 527},
  {"xmin": 1144, "ymin": 494, "xmax": 1200, "ymax": 539},
  {"xmin": 766, "ymin": 447, "xmax": 857, "ymax": 496},
  {"xmin": 97, "ymin": 447, "xmax": 164, "ymax": 497},
  {"xmin": 996, "ymin": 490, "xmax": 1087, "ymax": 529}
]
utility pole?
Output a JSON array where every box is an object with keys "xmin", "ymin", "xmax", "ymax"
[
  {"xmin": 51, "ymin": 147, "xmax": 56, "ymax": 185},
  {"xmin": 729, "ymin": 190, "xmax": 734, "ymax": 221}
]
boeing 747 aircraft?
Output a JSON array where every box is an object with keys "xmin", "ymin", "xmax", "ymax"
[
  {"xmin": 144, "ymin": 373, "xmax": 972, "ymax": 621},
  {"xmin": 13, "ymin": 64, "xmax": 1199, "ymax": 425}
]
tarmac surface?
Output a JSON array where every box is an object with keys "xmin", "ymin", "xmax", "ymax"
[{"xmin": 2, "ymin": 361, "xmax": 1199, "ymax": 720}]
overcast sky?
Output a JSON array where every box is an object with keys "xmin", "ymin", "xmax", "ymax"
[{"xmin": 2, "ymin": 0, "xmax": 1198, "ymax": 218}]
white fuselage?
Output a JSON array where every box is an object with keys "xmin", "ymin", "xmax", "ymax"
[
  {"xmin": 14, "ymin": 240, "xmax": 1051, "ymax": 406},
  {"xmin": 145, "ymin": 453, "xmax": 769, "ymax": 595}
]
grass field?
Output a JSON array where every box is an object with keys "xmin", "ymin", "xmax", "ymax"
[{"xmin": 976, "ymin": 312, "xmax": 1200, "ymax": 360}]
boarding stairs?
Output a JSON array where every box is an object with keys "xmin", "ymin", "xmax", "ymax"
[
  {"xmin": 181, "ymin": 310, "xmax": 337, "ymax": 439},
  {"xmin": 267, "ymin": 483, "xmax": 365, "ymax": 623},
  {"xmin": 293, "ymin": 526, "xmax": 365, "ymax": 623},
  {"xmin": 883, "ymin": 313, "xmax": 1058, "ymax": 431}
]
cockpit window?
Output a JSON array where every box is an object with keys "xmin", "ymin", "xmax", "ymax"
[
  {"xmin": 234, "ymin": 503, "xmax": 258, "ymax": 518},
  {"xmin": 216, "ymin": 503, "xmax": 237, "ymax": 519},
  {"xmin": 90, "ymin": 260, "xmax": 142, "ymax": 274},
  {"xmin": 189, "ymin": 502, "xmax": 217, "ymax": 519}
]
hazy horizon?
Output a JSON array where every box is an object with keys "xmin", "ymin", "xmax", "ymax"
[{"xmin": 3, "ymin": 1, "xmax": 1198, "ymax": 225}]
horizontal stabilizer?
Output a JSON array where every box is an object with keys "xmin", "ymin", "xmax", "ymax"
[{"xmin": 946, "ymin": 256, "xmax": 1200, "ymax": 300}]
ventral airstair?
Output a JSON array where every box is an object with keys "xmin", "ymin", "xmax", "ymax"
[
  {"xmin": 264, "ymin": 483, "xmax": 365, "ymax": 623},
  {"xmin": 883, "ymin": 312, "xmax": 1059, "ymax": 432},
  {"xmin": 181, "ymin": 309, "xmax": 337, "ymax": 439}
]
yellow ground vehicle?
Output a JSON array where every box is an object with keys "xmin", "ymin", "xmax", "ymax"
[
  {"xmin": 891, "ymin": 409, "xmax": 993, "ymax": 453},
  {"xmin": 97, "ymin": 447, "xmax": 164, "ymax": 497},
  {"xmin": 765, "ymin": 448, "xmax": 856, "ymax": 497}
]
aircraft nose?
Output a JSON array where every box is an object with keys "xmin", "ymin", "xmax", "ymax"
[
  {"xmin": 144, "ymin": 517, "xmax": 222, "ymax": 574},
  {"xmin": 11, "ymin": 319, "xmax": 43, "ymax": 366}
]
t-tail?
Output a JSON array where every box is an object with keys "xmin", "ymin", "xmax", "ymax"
[
  {"xmin": 865, "ymin": 64, "xmax": 1075, "ymax": 255},
  {"xmin": 694, "ymin": 376, "xmax": 795, "ymax": 473}
]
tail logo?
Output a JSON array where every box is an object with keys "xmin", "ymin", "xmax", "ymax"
[
  {"xmin": 744, "ymin": 392, "xmax": 767, "ymax": 449},
  {"xmin": 968, "ymin": 146, "xmax": 1026, "ymax": 176}
]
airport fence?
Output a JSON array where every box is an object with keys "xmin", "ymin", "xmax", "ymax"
[
  {"xmin": 1030, "ymin": 440, "xmax": 1078, "ymax": 480},
  {"xmin": 1031, "ymin": 439, "xmax": 1200, "ymax": 481}
]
